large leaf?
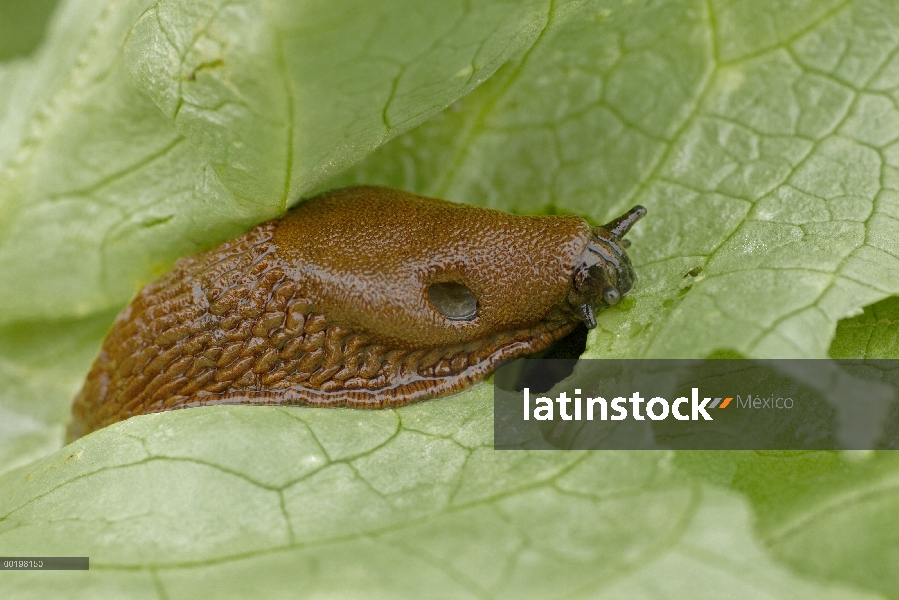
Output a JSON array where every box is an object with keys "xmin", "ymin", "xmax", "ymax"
[
  {"xmin": 2, "ymin": 0, "xmax": 899, "ymax": 597},
  {"xmin": 0, "ymin": 0, "xmax": 552, "ymax": 323},
  {"xmin": 0, "ymin": 401, "xmax": 884, "ymax": 599},
  {"xmin": 337, "ymin": 0, "xmax": 899, "ymax": 360}
]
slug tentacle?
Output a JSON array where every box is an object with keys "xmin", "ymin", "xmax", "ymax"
[
  {"xmin": 577, "ymin": 303, "xmax": 597, "ymax": 330},
  {"xmin": 68, "ymin": 187, "xmax": 645, "ymax": 440},
  {"xmin": 603, "ymin": 205, "xmax": 647, "ymax": 238}
]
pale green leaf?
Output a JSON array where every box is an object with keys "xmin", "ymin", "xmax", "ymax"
[{"xmin": 0, "ymin": 400, "xmax": 883, "ymax": 600}]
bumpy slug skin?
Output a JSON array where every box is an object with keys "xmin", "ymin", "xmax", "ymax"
[{"xmin": 68, "ymin": 187, "xmax": 644, "ymax": 440}]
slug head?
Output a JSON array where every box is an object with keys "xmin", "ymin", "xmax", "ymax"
[{"xmin": 566, "ymin": 205, "xmax": 646, "ymax": 329}]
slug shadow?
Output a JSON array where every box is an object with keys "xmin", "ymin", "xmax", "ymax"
[{"xmin": 495, "ymin": 324, "xmax": 588, "ymax": 393}]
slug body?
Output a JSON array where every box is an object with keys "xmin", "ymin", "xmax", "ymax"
[{"xmin": 68, "ymin": 187, "xmax": 645, "ymax": 440}]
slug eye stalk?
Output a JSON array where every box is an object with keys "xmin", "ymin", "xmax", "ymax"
[{"xmin": 603, "ymin": 205, "xmax": 647, "ymax": 238}]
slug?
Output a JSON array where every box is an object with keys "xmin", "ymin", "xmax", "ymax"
[{"xmin": 67, "ymin": 186, "xmax": 645, "ymax": 440}]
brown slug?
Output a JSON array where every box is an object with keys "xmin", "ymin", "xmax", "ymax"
[{"xmin": 67, "ymin": 186, "xmax": 645, "ymax": 440}]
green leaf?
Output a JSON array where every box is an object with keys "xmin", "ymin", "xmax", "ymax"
[
  {"xmin": 0, "ymin": 0, "xmax": 58, "ymax": 60},
  {"xmin": 337, "ymin": 0, "xmax": 899, "ymax": 360},
  {"xmin": 676, "ymin": 449, "xmax": 899, "ymax": 599},
  {"xmin": 0, "ymin": 0, "xmax": 554, "ymax": 323},
  {"xmin": 0, "ymin": 0, "xmax": 238, "ymax": 323},
  {"xmin": 126, "ymin": 0, "xmax": 553, "ymax": 210},
  {"xmin": 0, "ymin": 314, "xmax": 112, "ymax": 477},
  {"xmin": 0, "ymin": 401, "xmax": 883, "ymax": 599},
  {"xmin": 830, "ymin": 296, "xmax": 899, "ymax": 358},
  {"xmin": 2, "ymin": 0, "xmax": 899, "ymax": 597}
]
